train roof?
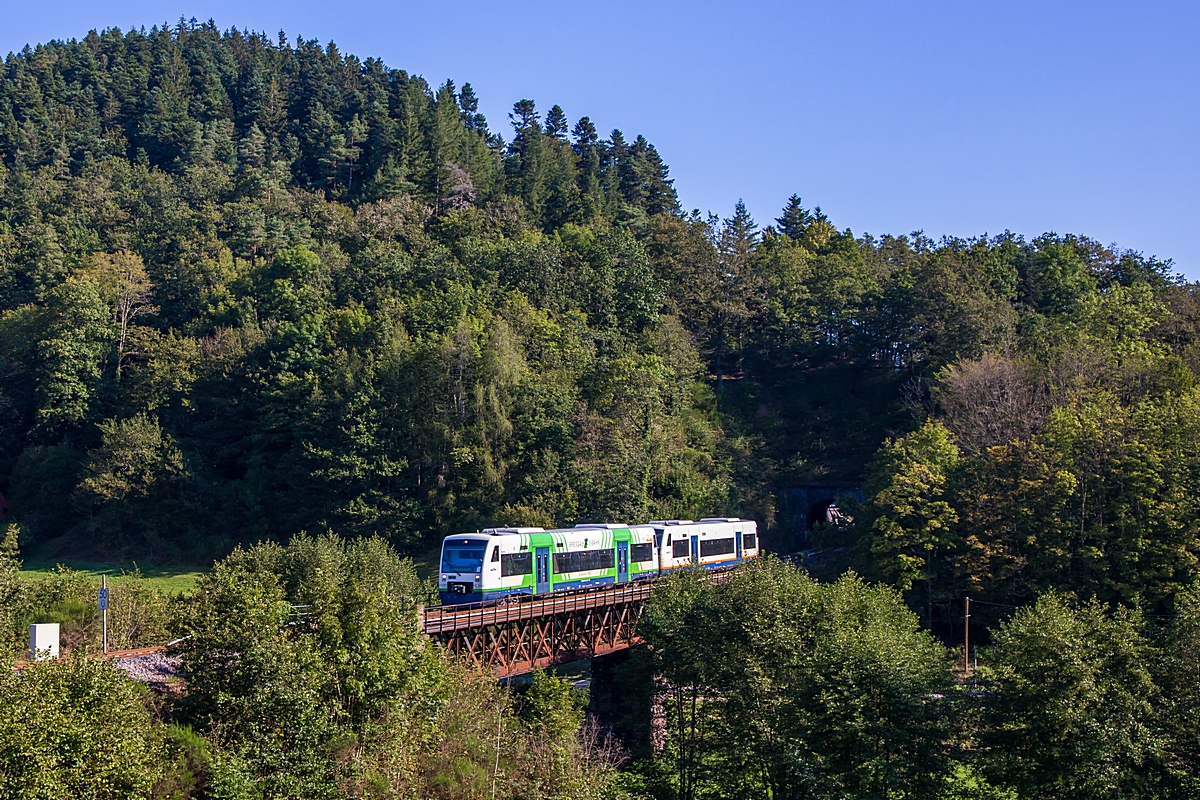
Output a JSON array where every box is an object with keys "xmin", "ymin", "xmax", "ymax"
[
  {"xmin": 442, "ymin": 527, "xmax": 542, "ymax": 542},
  {"xmin": 481, "ymin": 527, "xmax": 544, "ymax": 534},
  {"xmin": 446, "ymin": 520, "xmax": 737, "ymax": 541}
]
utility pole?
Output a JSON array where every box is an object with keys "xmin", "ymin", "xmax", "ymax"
[{"xmin": 963, "ymin": 596, "xmax": 971, "ymax": 676}]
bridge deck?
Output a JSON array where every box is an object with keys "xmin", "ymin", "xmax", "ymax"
[{"xmin": 423, "ymin": 571, "xmax": 730, "ymax": 676}]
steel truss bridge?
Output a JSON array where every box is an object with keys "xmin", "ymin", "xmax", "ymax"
[{"xmin": 422, "ymin": 571, "xmax": 731, "ymax": 677}]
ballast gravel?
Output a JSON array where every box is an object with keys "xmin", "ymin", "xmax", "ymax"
[{"xmin": 115, "ymin": 654, "xmax": 183, "ymax": 689}]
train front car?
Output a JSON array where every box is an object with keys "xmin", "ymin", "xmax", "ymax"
[
  {"xmin": 651, "ymin": 517, "xmax": 759, "ymax": 572},
  {"xmin": 438, "ymin": 527, "xmax": 544, "ymax": 605},
  {"xmin": 439, "ymin": 535, "xmax": 489, "ymax": 604}
]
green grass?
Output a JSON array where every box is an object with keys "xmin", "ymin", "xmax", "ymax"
[
  {"xmin": 19, "ymin": 559, "xmax": 205, "ymax": 595},
  {"xmin": 17, "ymin": 540, "xmax": 442, "ymax": 595}
]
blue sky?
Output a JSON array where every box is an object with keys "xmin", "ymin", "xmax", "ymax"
[{"xmin": 4, "ymin": 1, "xmax": 1198, "ymax": 277}]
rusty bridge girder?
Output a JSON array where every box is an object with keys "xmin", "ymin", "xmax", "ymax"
[{"xmin": 423, "ymin": 572, "xmax": 731, "ymax": 677}]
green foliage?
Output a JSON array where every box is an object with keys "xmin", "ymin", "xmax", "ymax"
[
  {"xmin": 0, "ymin": 523, "xmax": 22, "ymax": 653},
  {"xmin": 0, "ymin": 658, "xmax": 162, "ymax": 799},
  {"xmin": 8, "ymin": 444, "xmax": 82, "ymax": 538},
  {"xmin": 4, "ymin": 564, "xmax": 176, "ymax": 657},
  {"xmin": 861, "ymin": 420, "xmax": 960, "ymax": 624},
  {"xmin": 632, "ymin": 559, "xmax": 952, "ymax": 799},
  {"xmin": 1157, "ymin": 586, "xmax": 1200, "ymax": 795},
  {"xmin": 980, "ymin": 593, "xmax": 1165, "ymax": 799},
  {"xmin": 518, "ymin": 670, "xmax": 588, "ymax": 742},
  {"xmin": 0, "ymin": 24, "xmax": 717, "ymax": 562},
  {"xmin": 155, "ymin": 724, "xmax": 259, "ymax": 800},
  {"xmin": 171, "ymin": 533, "xmax": 628, "ymax": 799},
  {"xmin": 33, "ymin": 276, "xmax": 112, "ymax": 435},
  {"xmin": 1, "ymin": 20, "xmax": 1199, "ymax": 796},
  {"xmin": 938, "ymin": 763, "xmax": 1018, "ymax": 800},
  {"xmin": 2, "ymin": 26, "xmax": 1193, "ymax": 629},
  {"xmin": 77, "ymin": 413, "xmax": 189, "ymax": 546}
]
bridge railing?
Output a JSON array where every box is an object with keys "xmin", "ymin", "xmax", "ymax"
[{"xmin": 423, "ymin": 580, "xmax": 657, "ymax": 634}]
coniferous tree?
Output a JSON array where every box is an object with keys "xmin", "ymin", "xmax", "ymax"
[
  {"xmin": 776, "ymin": 193, "xmax": 813, "ymax": 238},
  {"xmin": 544, "ymin": 104, "xmax": 568, "ymax": 140},
  {"xmin": 711, "ymin": 200, "xmax": 760, "ymax": 389},
  {"xmin": 573, "ymin": 116, "xmax": 605, "ymax": 219},
  {"xmin": 457, "ymin": 82, "xmax": 489, "ymax": 136}
]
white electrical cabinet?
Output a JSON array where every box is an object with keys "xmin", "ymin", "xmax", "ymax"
[{"xmin": 29, "ymin": 623, "xmax": 60, "ymax": 660}]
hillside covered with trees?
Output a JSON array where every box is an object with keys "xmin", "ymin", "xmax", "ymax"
[
  {"xmin": 3, "ymin": 20, "xmax": 1200, "ymax": 800},
  {"xmin": 3, "ymin": 22, "xmax": 1199, "ymax": 627}
]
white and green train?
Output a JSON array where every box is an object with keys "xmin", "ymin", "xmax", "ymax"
[{"xmin": 438, "ymin": 518, "xmax": 759, "ymax": 605}]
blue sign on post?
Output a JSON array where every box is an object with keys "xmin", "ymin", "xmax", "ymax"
[{"xmin": 98, "ymin": 587, "xmax": 108, "ymax": 611}]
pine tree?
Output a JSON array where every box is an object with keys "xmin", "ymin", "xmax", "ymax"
[
  {"xmin": 510, "ymin": 99, "xmax": 540, "ymax": 133},
  {"xmin": 776, "ymin": 194, "xmax": 813, "ymax": 239},
  {"xmin": 430, "ymin": 82, "xmax": 469, "ymax": 211},
  {"xmin": 573, "ymin": 116, "xmax": 604, "ymax": 218},
  {"xmin": 458, "ymin": 82, "xmax": 489, "ymax": 135},
  {"xmin": 711, "ymin": 200, "xmax": 760, "ymax": 390},
  {"xmin": 641, "ymin": 143, "xmax": 678, "ymax": 215},
  {"xmin": 544, "ymin": 105, "xmax": 568, "ymax": 140},
  {"xmin": 507, "ymin": 100, "xmax": 547, "ymax": 219}
]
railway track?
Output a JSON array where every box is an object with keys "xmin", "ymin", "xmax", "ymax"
[
  {"xmin": 13, "ymin": 568, "xmax": 736, "ymax": 676},
  {"xmin": 12, "ymin": 645, "xmax": 167, "ymax": 670}
]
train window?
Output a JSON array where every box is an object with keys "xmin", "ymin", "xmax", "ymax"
[
  {"xmin": 442, "ymin": 543, "xmax": 487, "ymax": 573},
  {"xmin": 491, "ymin": 547, "xmax": 500, "ymax": 562},
  {"xmin": 501, "ymin": 552, "xmax": 533, "ymax": 577},
  {"xmin": 744, "ymin": 533, "xmax": 757, "ymax": 550},
  {"xmin": 552, "ymin": 548, "xmax": 615, "ymax": 574},
  {"xmin": 671, "ymin": 540, "xmax": 690, "ymax": 559},
  {"xmin": 630, "ymin": 543, "xmax": 654, "ymax": 562},
  {"xmin": 700, "ymin": 538, "xmax": 736, "ymax": 557}
]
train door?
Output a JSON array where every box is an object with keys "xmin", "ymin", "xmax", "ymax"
[
  {"xmin": 617, "ymin": 541, "xmax": 629, "ymax": 583},
  {"xmin": 736, "ymin": 531, "xmax": 743, "ymax": 561},
  {"xmin": 535, "ymin": 547, "xmax": 550, "ymax": 594},
  {"xmin": 690, "ymin": 535, "xmax": 700, "ymax": 566}
]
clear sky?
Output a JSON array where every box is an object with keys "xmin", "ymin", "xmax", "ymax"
[{"xmin": 4, "ymin": 1, "xmax": 1198, "ymax": 277}]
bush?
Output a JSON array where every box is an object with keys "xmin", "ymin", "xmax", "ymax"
[
  {"xmin": 173, "ymin": 533, "xmax": 630, "ymax": 800},
  {"xmin": 0, "ymin": 657, "xmax": 162, "ymax": 798}
]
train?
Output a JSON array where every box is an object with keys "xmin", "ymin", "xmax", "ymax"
[{"xmin": 438, "ymin": 518, "xmax": 759, "ymax": 605}]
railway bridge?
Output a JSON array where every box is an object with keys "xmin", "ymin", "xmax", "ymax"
[{"xmin": 422, "ymin": 571, "xmax": 731, "ymax": 677}]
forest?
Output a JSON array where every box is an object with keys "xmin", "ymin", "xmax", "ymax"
[{"xmin": 2, "ymin": 20, "xmax": 1200, "ymax": 799}]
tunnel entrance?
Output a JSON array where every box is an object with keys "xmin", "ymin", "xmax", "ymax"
[
  {"xmin": 782, "ymin": 483, "xmax": 863, "ymax": 551},
  {"xmin": 807, "ymin": 499, "xmax": 836, "ymax": 531}
]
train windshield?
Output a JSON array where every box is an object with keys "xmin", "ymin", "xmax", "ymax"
[{"xmin": 442, "ymin": 541, "xmax": 487, "ymax": 573}]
